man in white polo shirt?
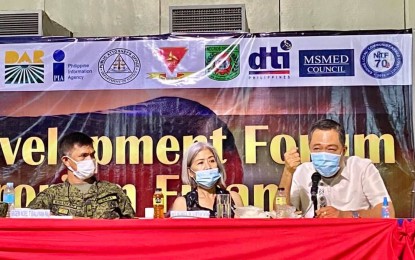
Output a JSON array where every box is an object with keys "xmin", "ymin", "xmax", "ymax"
[{"xmin": 279, "ymin": 119, "xmax": 395, "ymax": 218}]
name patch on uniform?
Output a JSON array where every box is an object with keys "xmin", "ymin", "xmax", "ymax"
[
  {"xmin": 52, "ymin": 200, "xmax": 72, "ymax": 207},
  {"xmin": 97, "ymin": 195, "xmax": 117, "ymax": 204}
]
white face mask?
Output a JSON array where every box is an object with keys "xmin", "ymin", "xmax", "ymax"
[{"xmin": 65, "ymin": 156, "xmax": 96, "ymax": 180}]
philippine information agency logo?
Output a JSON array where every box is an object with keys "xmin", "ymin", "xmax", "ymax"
[
  {"xmin": 53, "ymin": 50, "xmax": 65, "ymax": 82},
  {"xmin": 299, "ymin": 49, "xmax": 354, "ymax": 77},
  {"xmin": 360, "ymin": 41, "xmax": 403, "ymax": 79},
  {"xmin": 205, "ymin": 45, "xmax": 240, "ymax": 81},
  {"xmin": 98, "ymin": 48, "xmax": 140, "ymax": 85},
  {"xmin": 248, "ymin": 40, "xmax": 291, "ymax": 78},
  {"xmin": 148, "ymin": 47, "xmax": 192, "ymax": 80},
  {"xmin": 5, "ymin": 50, "xmax": 44, "ymax": 84}
]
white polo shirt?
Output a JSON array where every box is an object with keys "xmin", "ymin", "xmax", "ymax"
[{"xmin": 290, "ymin": 156, "xmax": 391, "ymax": 218}]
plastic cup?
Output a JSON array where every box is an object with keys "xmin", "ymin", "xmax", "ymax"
[{"xmin": 216, "ymin": 194, "xmax": 231, "ymax": 218}]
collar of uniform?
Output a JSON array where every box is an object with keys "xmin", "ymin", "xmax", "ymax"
[
  {"xmin": 63, "ymin": 178, "xmax": 99, "ymax": 193},
  {"xmin": 64, "ymin": 176, "xmax": 98, "ymax": 186}
]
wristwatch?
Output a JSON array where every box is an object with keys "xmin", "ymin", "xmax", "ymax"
[{"xmin": 352, "ymin": 211, "xmax": 360, "ymax": 218}]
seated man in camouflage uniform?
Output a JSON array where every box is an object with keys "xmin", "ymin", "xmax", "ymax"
[{"xmin": 29, "ymin": 132, "xmax": 135, "ymax": 219}]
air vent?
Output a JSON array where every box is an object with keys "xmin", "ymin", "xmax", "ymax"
[
  {"xmin": 170, "ymin": 5, "xmax": 249, "ymax": 33},
  {"xmin": 0, "ymin": 12, "xmax": 39, "ymax": 36},
  {"xmin": 0, "ymin": 10, "xmax": 72, "ymax": 37}
]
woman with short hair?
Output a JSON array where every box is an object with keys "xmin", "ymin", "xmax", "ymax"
[{"xmin": 171, "ymin": 142, "xmax": 244, "ymax": 217}]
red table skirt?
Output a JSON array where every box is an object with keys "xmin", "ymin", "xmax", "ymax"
[{"xmin": 0, "ymin": 218, "xmax": 413, "ymax": 260}]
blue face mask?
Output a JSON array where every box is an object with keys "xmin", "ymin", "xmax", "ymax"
[
  {"xmin": 311, "ymin": 152, "xmax": 341, "ymax": 178},
  {"xmin": 192, "ymin": 168, "xmax": 221, "ymax": 189}
]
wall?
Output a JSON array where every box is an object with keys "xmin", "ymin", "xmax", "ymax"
[{"xmin": 0, "ymin": 1, "xmax": 411, "ymax": 35}]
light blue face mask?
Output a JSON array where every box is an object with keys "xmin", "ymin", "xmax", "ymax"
[
  {"xmin": 311, "ymin": 152, "xmax": 341, "ymax": 178},
  {"xmin": 192, "ymin": 168, "xmax": 221, "ymax": 189}
]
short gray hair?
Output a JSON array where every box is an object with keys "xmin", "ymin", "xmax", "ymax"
[{"xmin": 181, "ymin": 142, "xmax": 226, "ymax": 189}]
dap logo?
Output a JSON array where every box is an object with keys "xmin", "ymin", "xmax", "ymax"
[
  {"xmin": 248, "ymin": 40, "xmax": 291, "ymax": 77},
  {"xmin": 5, "ymin": 50, "xmax": 44, "ymax": 84},
  {"xmin": 360, "ymin": 41, "xmax": 403, "ymax": 79}
]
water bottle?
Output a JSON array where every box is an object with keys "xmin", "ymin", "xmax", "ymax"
[
  {"xmin": 274, "ymin": 188, "xmax": 287, "ymax": 218},
  {"xmin": 153, "ymin": 188, "xmax": 164, "ymax": 219},
  {"xmin": 3, "ymin": 182, "xmax": 15, "ymax": 217},
  {"xmin": 381, "ymin": 197, "xmax": 390, "ymax": 218}
]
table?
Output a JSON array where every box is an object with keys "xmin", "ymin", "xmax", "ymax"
[{"xmin": 0, "ymin": 218, "xmax": 413, "ymax": 259}]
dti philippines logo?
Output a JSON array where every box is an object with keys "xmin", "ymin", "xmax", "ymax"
[
  {"xmin": 248, "ymin": 40, "xmax": 291, "ymax": 79},
  {"xmin": 53, "ymin": 50, "xmax": 65, "ymax": 82},
  {"xmin": 205, "ymin": 45, "xmax": 240, "ymax": 81},
  {"xmin": 98, "ymin": 48, "xmax": 141, "ymax": 85},
  {"xmin": 5, "ymin": 50, "xmax": 44, "ymax": 84},
  {"xmin": 148, "ymin": 47, "xmax": 192, "ymax": 80},
  {"xmin": 360, "ymin": 41, "xmax": 403, "ymax": 79}
]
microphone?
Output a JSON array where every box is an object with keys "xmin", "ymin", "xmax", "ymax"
[
  {"xmin": 311, "ymin": 172, "xmax": 321, "ymax": 196},
  {"xmin": 311, "ymin": 172, "xmax": 321, "ymax": 217}
]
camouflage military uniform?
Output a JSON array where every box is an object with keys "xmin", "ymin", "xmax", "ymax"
[{"xmin": 28, "ymin": 179, "xmax": 135, "ymax": 219}]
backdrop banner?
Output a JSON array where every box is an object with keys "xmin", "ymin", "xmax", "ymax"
[{"xmin": 0, "ymin": 30, "xmax": 413, "ymax": 217}]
